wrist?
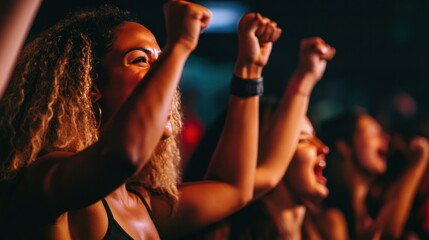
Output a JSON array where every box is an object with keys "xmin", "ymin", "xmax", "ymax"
[
  {"xmin": 234, "ymin": 62, "xmax": 263, "ymax": 79},
  {"xmin": 230, "ymin": 74, "xmax": 264, "ymax": 98},
  {"xmin": 286, "ymin": 71, "xmax": 318, "ymax": 96},
  {"xmin": 163, "ymin": 41, "xmax": 193, "ymax": 58}
]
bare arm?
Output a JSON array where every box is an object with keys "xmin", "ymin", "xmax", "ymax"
[
  {"xmin": 254, "ymin": 37, "xmax": 336, "ymax": 198},
  {"xmin": 152, "ymin": 12, "xmax": 280, "ymax": 238},
  {"xmin": 0, "ymin": 0, "xmax": 42, "ymax": 99},
  {"xmin": 370, "ymin": 137, "xmax": 429, "ymax": 239},
  {"xmin": 18, "ymin": 0, "xmax": 210, "ymax": 217}
]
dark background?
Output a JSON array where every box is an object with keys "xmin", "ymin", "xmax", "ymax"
[{"xmin": 28, "ymin": 0, "xmax": 429, "ymax": 139}]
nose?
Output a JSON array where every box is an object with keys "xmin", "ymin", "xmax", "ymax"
[{"xmin": 315, "ymin": 137, "xmax": 329, "ymax": 154}]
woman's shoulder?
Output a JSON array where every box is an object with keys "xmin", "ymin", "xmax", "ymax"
[{"xmin": 318, "ymin": 208, "xmax": 349, "ymax": 240}]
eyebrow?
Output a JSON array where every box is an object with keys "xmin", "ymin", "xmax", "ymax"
[
  {"xmin": 123, "ymin": 48, "xmax": 158, "ymax": 57},
  {"xmin": 300, "ymin": 130, "xmax": 315, "ymax": 136}
]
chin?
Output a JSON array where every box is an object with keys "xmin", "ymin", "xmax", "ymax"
[
  {"xmin": 372, "ymin": 163, "xmax": 387, "ymax": 175},
  {"xmin": 312, "ymin": 185, "xmax": 328, "ymax": 199},
  {"xmin": 319, "ymin": 187, "xmax": 329, "ymax": 198},
  {"xmin": 300, "ymin": 185, "xmax": 329, "ymax": 202},
  {"xmin": 377, "ymin": 166, "xmax": 386, "ymax": 174}
]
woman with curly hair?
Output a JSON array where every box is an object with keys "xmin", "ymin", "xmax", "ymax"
[{"xmin": 0, "ymin": 1, "xmax": 282, "ymax": 239}]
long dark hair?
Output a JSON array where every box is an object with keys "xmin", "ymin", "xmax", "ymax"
[{"xmin": 316, "ymin": 106, "xmax": 369, "ymax": 240}]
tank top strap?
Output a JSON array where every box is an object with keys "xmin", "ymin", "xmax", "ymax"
[
  {"xmin": 101, "ymin": 198, "xmax": 114, "ymax": 219},
  {"xmin": 127, "ymin": 188, "xmax": 156, "ymax": 223},
  {"xmin": 101, "ymin": 198, "xmax": 134, "ymax": 240}
]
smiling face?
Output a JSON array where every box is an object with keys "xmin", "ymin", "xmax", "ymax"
[
  {"xmin": 284, "ymin": 117, "xmax": 330, "ymax": 201},
  {"xmin": 352, "ymin": 114, "xmax": 389, "ymax": 175},
  {"xmin": 98, "ymin": 21, "xmax": 173, "ymax": 138}
]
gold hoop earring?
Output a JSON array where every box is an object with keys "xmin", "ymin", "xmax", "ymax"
[{"xmin": 93, "ymin": 101, "xmax": 102, "ymax": 129}]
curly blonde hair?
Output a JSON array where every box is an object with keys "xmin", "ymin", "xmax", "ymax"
[{"xmin": 0, "ymin": 5, "xmax": 182, "ymax": 203}]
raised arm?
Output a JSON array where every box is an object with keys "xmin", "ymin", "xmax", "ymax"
[
  {"xmin": 253, "ymin": 37, "xmax": 336, "ymax": 198},
  {"xmin": 0, "ymin": 0, "xmax": 42, "ymax": 99},
  {"xmin": 370, "ymin": 136, "xmax": 429, "ymax": 239},
  {"xmin": 208, "ymin": 12, "xmax": 282, "ymax": 201},
  {"xmin": 18, "ymin": 0, "xmax": 210, "ymax": 217},
  {"xmin": 152, "ymin": 12, "xmax": 280, "ymax": 238}
]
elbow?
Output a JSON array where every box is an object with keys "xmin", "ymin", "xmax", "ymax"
[
  {"xmin": 243, "ymin": 191, "xmax": 253, "ymax": 206},
  {"xmin": 115, "ymin": 149, "xmax": 143, "ymax": 176},
  {"xmin": 253, "ymin": 172, "xmax": 283, "ymax": 199},
  {"xmin": 98, "ymin": 141, "xmax": 144, "ymax": 177},
  {"xmin": 262, "ymin": 177, "xmax": 281, "ymax": 193},
  {"xmin": 235, "ymin": 194, "xmax": 252, "ymax": 209},
  {"xmin": 121, "ymin": 141, "xmax": 154, "ymax": 175},
  {"xmin": 237, "ymin": 186, "xmax": 254, "ymax": 208},
  {"xmin": 121, "ymin": 149, "xmax": 143, "ymax": 175},
  {"xmin": 226, "ymin": 184, "xmax": 253, "ymax": 209}
]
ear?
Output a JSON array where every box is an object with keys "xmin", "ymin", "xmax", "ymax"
[
  {"xmin": 89, "ymin": 85, "xmax": 102, "ymax": 102},
  {"xmin": 336, "ymin": 139, "xmax": 352, "ymax": 159}
]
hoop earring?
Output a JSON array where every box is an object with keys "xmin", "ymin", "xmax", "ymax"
[{"xmin": 93, "ymin": 101, "xmax": 102, "ymax": 129}]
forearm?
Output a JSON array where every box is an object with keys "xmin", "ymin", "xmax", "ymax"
[
  {"xmin": 0, "ymin": 0, "xmax": 42, "ymax": 98},
  {"xmin": 254, "ymin": 73, "xmax": 314, "ymax": 198},
  {"xmin": 378, "ymin": 158, "xmax": 429, "ymax": 238},
  {"xmin": 101, "ymin": 44, "xmax": 191, "ymax": 171},
  {"xmin": 204, "ymin": 95, "xmax": 259, "ymax": 203}
]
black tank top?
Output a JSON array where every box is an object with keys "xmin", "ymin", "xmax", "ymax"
[
  {"xmin": 102, "ymin": 199, "xmax": 134, "ymax": 240},
  {"xmin": 102, "ymin": 189, "xmax": 159, "ymax": 240}
]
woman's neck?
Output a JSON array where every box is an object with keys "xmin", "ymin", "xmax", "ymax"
[
  {"xmin": 107, "ymin": 183, "xmax": 140, "ymax": 207},
  {"xmin": 343, "ymin": 156, "xmax": 375, "ymax": 203},
  {"xmin": 344, "ymin": 159, "xmax": 376, "ymax": 234},
  {"xmin": 263, "ymin": 183, "xmax": 306, "ymax": 240}
]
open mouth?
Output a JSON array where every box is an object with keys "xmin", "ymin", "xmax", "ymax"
[
  {"xmin": 314, "ymin": 159, "xmax": 327, "ymax": 184},
  {"xmin": 377, "ymin": 148, "xmax": 388, "ymax": 161}
]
